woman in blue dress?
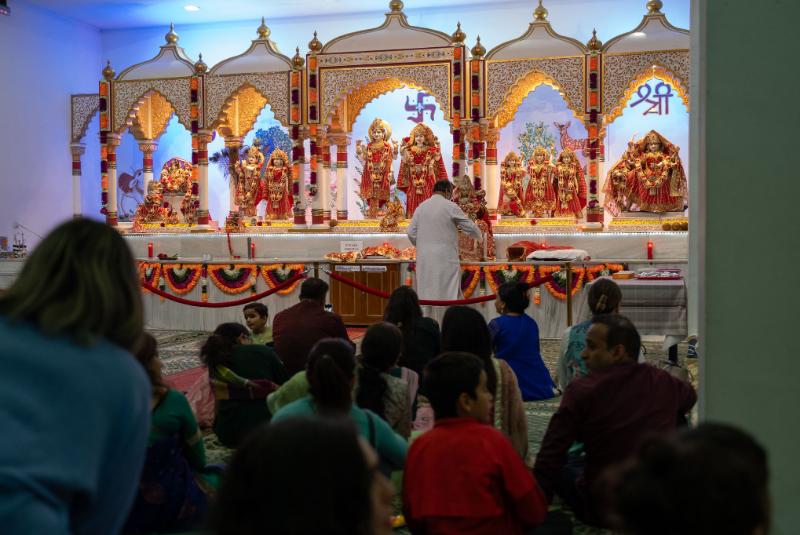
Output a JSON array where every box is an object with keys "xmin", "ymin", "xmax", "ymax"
[{"xmin": 488, "ymin": 281, "xmax": 558, "ymax": 401}]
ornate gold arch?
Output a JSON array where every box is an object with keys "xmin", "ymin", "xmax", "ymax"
[
  {"xmin": 213, "ymin": 85, "xmax": 271, "ymax": 138},
  {"xmin": 490, "ymin": 70, "xmax": 581, "ymax": 128},
  {"xmin": 603, "ymin": 64, "xmax": 689, "ymax": 126},
  {"xmin": 112, "ymin": 78, "xmax": 192, "ymax": 133},
  {"xmin": 126, "ymin": 91, "xmax": 176, "ymax": 140},
  {"xmin": 343, "ymin": 78, "xmax": 440, "ymax": 132}
]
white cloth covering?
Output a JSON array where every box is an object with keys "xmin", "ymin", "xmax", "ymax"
[
  {"xmin": 526, "ymin": 249, "xmax": 589, "ymax": 261},
  {"xmin": 407, "ymin": 193, "xmax": 482, "ymax": 301}
]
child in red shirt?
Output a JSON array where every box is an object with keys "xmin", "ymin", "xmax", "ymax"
[{"xmin": 402, "ymin": 352, "xmax": 548, "ymax": 535}]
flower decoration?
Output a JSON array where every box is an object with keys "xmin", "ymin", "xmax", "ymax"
[
  {"xmin": 208, "ymin": 264, "xmax": 257, "ymax": 294},
  {"xmin": 260, "ymin": 263, "xmax": 306, "ymax": 295},
  {"xmin": 162, "ymin": 263, "xmax": 203, "ymax": 295}
]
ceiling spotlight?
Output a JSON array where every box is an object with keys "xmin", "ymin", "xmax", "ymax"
[
  {"xmin": 632, "ymin": 32, "xmax": 646, "ymax": 37},
  {"xmin": 185, "ymin": 5, "xmax": 200, "ymax": 11}
]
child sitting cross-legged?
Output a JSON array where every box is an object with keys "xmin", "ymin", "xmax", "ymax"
[{"xmin": 402, "ymin": 352, "xmax": 548, "ymax": 535}]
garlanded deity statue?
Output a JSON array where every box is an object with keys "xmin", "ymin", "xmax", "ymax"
[
  {"xmin": 603, "ymin": 130, "xmax": 687, "ymax": 214},
  {"xmin": 524, "ymin": 146, "xmax": 557, "ymax": 218},
  {"xmin": 552, "ymin": 148, "xmax": 587, "ymax": 219},
  {"xmin": 160, "ymin": 158, "xmax": 191, "ymax": 195},
  {"xmin": 262, "ymin": 148, "xmax": 293, "ymax": 220},
  {"xmin": 453, "ymin": 175, "xmax": 495, "ymax": 260},
  {"xmin": 398, "ymin": 123, "xmax": 448, "ymax": 218},
  {"xmin": 356, "ymin": 118, "xmax": 399, "ymax": 219},
  {"xmin": 380, "ymin": 195, "xmax": 406, "ymax": 232},
  {"xmin": 498, "ymin": 152, "xmax": 527, "ymax": 218},
  {"xmin": 132, "ymin": 180, "xmax": 167, "ymax": 230},
  {"xmin": 234, "ymin": 146, "xmax": 265, "ymax": 218}
]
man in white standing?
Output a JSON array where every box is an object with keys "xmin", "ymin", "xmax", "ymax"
[{"xmin": 407, "ymin": 180, "xmax": 483, "ymax": 307}]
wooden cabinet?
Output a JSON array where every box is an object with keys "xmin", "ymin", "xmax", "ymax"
[{"xmin": 328, "ymin": 263, "xmax": 400, "ymax": 325}]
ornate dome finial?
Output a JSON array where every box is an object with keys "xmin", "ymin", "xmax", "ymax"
[
  {"xmin": 165, "ymin": 23, "xmax": 179, "ymax": 45},
  {"xmin": 389, "ymin": 0, "xmax": 404, "ymax": 12},
  {"xmin": 309, "ymin": 31, "xmax": 323, "ymax": 52},
  {"xmin": 102, "ymin": 59, "xmax": 116, "ymax": 79},
  {"xmin": 257, "ymin": 17, "xmax": 271, "ymax": 39},
  {"xmin": 646, "ymin": 0, "xmax": 663, "ymax": 12},
  {"xmin": 471, "ymin": 36, "xmax": 486, "ymax": 59},
  {"xmin": 533, "ymin": 0, "xmax": 548, "ymax": 21},
  {"xmin": 451, "ymin": 22, "xmax": 467, "ymax": 44},
  {"xmin": 194, "ymin": 53, "xmax": 208, "ymax": 74},
  {"xmin": 292, "ymin": 47, "xmax": 305, "ymax": 68},
  {"xmin": 586, "ymin": 29, "xmax": 603, "ymax": 51}
]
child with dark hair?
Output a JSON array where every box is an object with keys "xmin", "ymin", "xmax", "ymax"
[
  {"xmin": 356, "ymin": 322, "xmax": 413, "ymax": 438},
  {"xmin": 202, "ymin": 322, "xmax": 289, "ymax": 448},
  {"xmin": 402, "ymin": 352, "xmax": 548, "ymax": 535},
  {"xmin": 489, "ymin": 281, "xmax": 558, "ymax": 401},
  {"xmin": 271, "ymin": 339, "xmax": 408, "ymax": 471},
  {"xmin": 382, "ymin": 285, "xmax": 440, "ymax": 378},
  {"xmin": 124, "ymin": 333, "xmax": 222, "ymax": 533},
  {"xmin": 243, "ymin": 302, "xmax": 272, "ymax": 344}
]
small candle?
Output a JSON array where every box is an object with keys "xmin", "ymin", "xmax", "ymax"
[
  {"xmin": 647, "ymin": 241, "xmax": 653, "ymax": 260},
  {"xmin": 541, "ymin": 242, "xmax": 546, "ymax": 248},
  {"xmin": 148, "ymin": 243, "xmax": 153, "ymax": 258},
  {"xmin": 251, "ymin": 243, "xmax": 256, "ymax": 259}
]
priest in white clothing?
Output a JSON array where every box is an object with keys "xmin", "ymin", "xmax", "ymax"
[{"xmin": 407, "ymin": 180, "xmax": 483, "ymax": 302}]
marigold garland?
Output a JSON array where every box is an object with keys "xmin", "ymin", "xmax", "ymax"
[
  {"xmin": 138, "ymin": 262, "xmax": 161, "ymax": 295},
  {"xmin": 483, "ymin": 264, "xmax": 537, "ymax": 294},
  {"xmin": 208, "ymin": 264, "xmax": 257, "ymax": 295},
  {"xmin": 162, "ymin": 263, "xmax": 203, "ymax": 295},
  {"xmin": 538, "ymin": 266, "xmax": 585, "ymax": 300},
  {"xmin": 585, "ymin": 263, "xmax": 627, "ymax": 282},
  {"xmin": 201, "ymin": 265, "xmax": 208, "ymax": 302},
  {"xmin": 260, "ymin": 263, "xmax": 306, "ymax": 295},
  {"xmin": 406, "ymin": 263, "xmax": 416, "ymax": 286},
  {"xmin": 460, "ymin": 265, "xmax": 482, "ymax": 298}
]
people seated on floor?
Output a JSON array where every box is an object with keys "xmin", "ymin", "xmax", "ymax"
[
  {"xmin": 383, "ymin": 285, "xmax": 441, "ymax": 382},
  {"xmin": 356, "ymin": 322, "xmax": 415, "ymax": 439},
  {"xmin": 209, "ymin": 418, "xmax": 396, "ymax": 535},
  {"xmin": 402, "ymin": 352, "xmax": 548, "ymax": 535},
  {"xmin": 607, "ymin": 423, "xmax": 769, "ymax": 535},
  {"xmin": 243, "ymin": 302, "xmax": 272, "ymax": 345},
  {"xmin": 273, "ymin": 277, "xmax": 353, "ymax": 376},
  {"xmin": 533, "ymin": 315, "xmax": 697, "ymax": 529},
  {"xmin": 436, "ymin": 306, "xmax": 533, "ymax": 467},
  {"xmin": 203, "ymin": 322, "xmax": 289, "ymax": 448},
  {"xmin": 0, "ymin": 219, "xmax": 151, "ymax": 534},
  {"xmin": 556, "ymin": 278, "xmax": 644, "ymax": 389},
  {"xmin": 489, "ymin": 281, "xmax": 559, "ymax": 401},
  {"xmin": 124, "ymin": 333, "xmax": 222, "ymax": 533},
  {"xmin": 271, "ymin": 338, "xmax": 408, "ymax": 473}
]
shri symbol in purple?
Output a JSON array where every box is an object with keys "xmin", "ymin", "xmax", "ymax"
[{"xmin": 631, "ymin": 81, "xmax": 674, "ymax": 116}]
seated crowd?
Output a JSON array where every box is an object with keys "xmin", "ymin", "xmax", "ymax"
[{"xmin": 0, "ymin": 219, "xmax": 770, "ymax": 535}]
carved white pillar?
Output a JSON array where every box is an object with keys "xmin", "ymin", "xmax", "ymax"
[
  {"xmin": 106, "ymin": 134, "xmax": 121, "ymax": 226},
  {"xmin": 485, "ymin": 127, "xmax": 499, "ymax": 221},
  {"xmin": 197, "ymin": 130, "xmax": 213, "ymax": 230},
  {"xmin": 459, "ymin": 126, "xmax": 470, "ymax": 181},
  {"xmin": 224, "ymin": 137, "xmax": 244, "ymax": 217},
  {"xmin": 319, "ymin": 126, "xmax": 332, "ymax": 222},
  {"xmin": 333, "ymin": 134, "xmax": 351, "ymax": 220},
  {"xmin": 138, "ymin": 140, "xmax": 158, "ymax": 204},
  {"xmin": 70, "ymin": 142, "xmax": 86, "ymax": 219}
]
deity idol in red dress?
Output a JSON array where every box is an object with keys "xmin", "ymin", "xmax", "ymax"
[
  {"xmin": 356, "ymin": 118, "xmax": 398, "ymax": 219},
  {"xmin": 498, "ymin": 152, "xmax": 527, "ymax": 218},
  {"xmin": 398, "ymin": 123, "xmax": 449, "ymax": 218},
  {"xmin": 262, "ymin": 148, "xmax": 293, "ymax": 220},
  {"xmin": 524, "ymin": 146, "xmax": 557, "ymax": 218},
  {"xmin": 552, "ymin": 148, "xmax": 587, "ymax": 219},
  {"xmin": 453, "ymin": 175, "xmax": 495, "ymax": 260},
  {"xmin": 234, "ymin": 146, "xmax": 265, "ymax": 218},
  {"xmin": 622, "ymin": 130, "xmax": 687, "ymax": 212}
]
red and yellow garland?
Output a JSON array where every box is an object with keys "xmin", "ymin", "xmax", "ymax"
[
  {"xmin": 138, "ymin": 262, "xmax": 161, "ymax": 295},
  {"xmin": 538, "ymin": 265, "xmax": 585, "ymax": 300},
  {"xmin": 208, "ymin": 264, "xmax": 258, "ymax": 296},
  {"xmin": 260, "ymin": 263, "xmax": 306, "ymax": 295},
  {"xmin": 461, "ymin": 265, "xmax": 482, "ymax": 298},
  {"xmin": 585, "ymin": 263, "xmax": 626, "ymax": 282},
  {"xmin": 162, "ymin": 263, "xmax": 203, "ymax": 295}
]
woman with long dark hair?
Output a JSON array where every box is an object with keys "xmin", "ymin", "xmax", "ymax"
[
  {"xmin": 202, "ymin": 322, "xmax": 289, "ymax": 448},
  {"xmin": 0, "ymin": 219, "xmax": 152, "ymax": 534},
  {"xmin": 382, "ymin": 285, "xmax": 440, "ymax": 376},
  {"xmin": 271, "ymin": 339, "xmax": 407, "ymax": 471},
  {"xmin": 439, "ymin": 306, "xmax": 533, "ymax": 467}
]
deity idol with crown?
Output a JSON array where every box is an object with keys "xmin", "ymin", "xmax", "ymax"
[
  {"xmin": 356, "ymin": 118, "xmax": 399, "ymax": 219},
  {"xmin": 553, "ymin": 148, "xmax": 587, "ymax": 218},
  {"xmin": 397, "ymin": 123, "xmax": 448, "ymax": 218},
  {"xmin": 262, "ymin": 148, "xmax": 293, "ymax": 220},
  {"xmin": 160, "ymin": 158, "xmax": 191, "ymax": 195},
  {"xmin": 524, "ymin": 146, "xmax": 558, "ymax": 218},
  {"xmin": 604, "ymin": 130, "xmax": 687, "ymax": 214},
  {"xmin": 453, "ymin": 175, "xmax": 495, "ymax": 260},
  {"xmin": 498, "ymin": 151, "xmax": 527, "ymax": 218},
  {"xmin": 235, "ymin": 146, "xmax": 265, "ymax": 218}
]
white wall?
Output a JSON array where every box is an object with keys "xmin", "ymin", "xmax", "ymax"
[{"xmin": 0, "ymin": 0, "xmax": 101, "ymax": 248}]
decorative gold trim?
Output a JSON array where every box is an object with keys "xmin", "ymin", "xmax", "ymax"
[
  {"xmin": 486, "ymin": 54, "xmax": 584, "ymax": 63},
  {"xmin": 602, "ymin": 13, "xmax": 689, "ymax": 54},
  {"xmin": 207, "ymin": 40, "xmax": 292, "ymax": 76},
  {"xmin": 603, "ymin": 64, "xmax": 689, "ymax": 126},
  {"xmin": 116, "ymin": 45, "xmax": 195, "ymax": 81},
  {"xmin": 71, "ymin": 93, "xmax": 100, "ymax": 143},
  {"xmin": 205, "ymin": 72, "xmax": 291, "ymax": 128},
  {"xmin": 117, "ymin": 88, "xmax": 189, "ymax": 134},
  {"xmin": 491, "ymin": 70, "xmax": 583, "ymax": 127},
  {"xmin": 345, "ymin": 78, "xmax": 403, "ymax": 130},
  {"xmin": 129, "ymin": 92, "xmax": 175, "ymax": 141},
  {"xmin": 321, "ymin": 11, "xmax": 450, "ymax": 53},
  {"xmin": 216, "ymin": 86, "xmax": 268, "ymax": 138},
  {"xmin": 485, "ymin": 21, "xmax": 587, "ymax": 60},
  {"xmin": 208, "ymin": 82, "xmax": 280, "ymax": 131}
]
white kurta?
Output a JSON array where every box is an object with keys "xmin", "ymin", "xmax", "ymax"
[{"xmin": 407, "ymin": 193, "xmax": 483, "ymax": 301}]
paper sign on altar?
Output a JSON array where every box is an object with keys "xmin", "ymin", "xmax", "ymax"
[
  {"xmin": 362, "ymin": 266, "xmax": 387, "ymax": 272},
  {"xmin": 335, "ymin": 265, "xmax": 361, "ymax": 272},
  {"xmin": 341, "ymin": 241, "xmax": 364, "ymax": 253}
]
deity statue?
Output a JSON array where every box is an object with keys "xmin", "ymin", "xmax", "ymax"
[
  {"xmin": 397, "ymin": 123, "xmax": 448, "ymax": 218},
  {"xmin": 498, "ymin": 152, "xmax": 527, "ymax": 218},
  {"xmin": 262, "ymin": 148, "xmax": 293, "ymax": 220},
  {"xmin": 160, "ymin": 158, "xmax": 191, "ymax": 195},
  {"xmin": 524, "ymin": 146, "xmax": 557, "ymax": 218},
  {"xmin": 234, "ymin": 146, "xmax": 265, "ymax": 218},
  {"xmin": 380, "ymin": 195, "xmax": 406, "ymax": 232},
  {"xmin": 356, "ymin": 118, "xmax": 399, "ymax": 219},
  {"xmin": 552, "ymin": 148, "xmax": 587, "ymax": 219},
  {"xmin": 136, "ymin": 179, "xmax": 166, "ymax": 223},
  {"xmin": 453, "ymin": 175, "xmax": 495, "ymax": 260},
  {"xmin": 604, "ymin": 130, "xmax": 687, "ymax": 214}
]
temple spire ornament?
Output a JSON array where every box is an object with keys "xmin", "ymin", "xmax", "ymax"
[
  {"xmin": 257, "ymin": 17, "xmax": 270, "ymax": 39},
  {"xmin": 292, "ymin": 47, "xmax": 305, "ymax": 68},
  {"xmin": 102, "ymin": 59, "xmax": 116, "ymax": 79},
  {"xmin": 389, "ymin": 0, "xmax": 404, "ymax": 12},
  {"xmin": 586, "ymin": 29, "xmax": 603, "ymax": 51},
  {"xmin": 309, "ymin": 31, "xmax": 323, "ymax": 52},
  {"xmin": 646, "ymin": 0, "xmax": 663, "ymax": 12},
  {"xmin": 533, "ymin": 0, "xmax": 548, "ymax": 21},
  {"xmin": 471, "ymin": 36, "xmax": 486, "ymax": 59},
  {"xmin": 194, "ymin": 53, "xmax": 207, "ymax": 74},
  {"xmin": 165, "ymin": 23, "xmax": 179, "ymax": 45},
  {"xmin": 451, "ymin": 22, "xmax": 467, "ymax": 44}
]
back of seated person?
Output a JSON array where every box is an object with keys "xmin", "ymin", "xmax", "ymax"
[
  {"xmin": 533, "ymin": 315, "xmax": 697, "ymax": 528},
  {"xmin": 382, "ymin": 285, "xmax": 441, "ymax": 380},
  {"xmin": 402, "ymin": 352, "xmax": 547, "ymax": 535},
  {"xmin": 273, "ymin": 277, "xmax": 353, "ymax": 376},
  {"xmin": 203, "ymin": 323, "xmax": 289, "ymax": 448}
]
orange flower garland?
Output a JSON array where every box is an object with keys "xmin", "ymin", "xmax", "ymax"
[
  {"xmin": 538, "ymin": 266, "xmax": 585, "ymax": 300},
  {"xmin": 138, "ymin": 262, "xmax": 161, "ymax": 295},
  {"xmin": 260, "ymin": 263, "xmax": 306, "ymax": 295},
  {"xmin": 461, "ymin": 265, "xmax": 482, "ymax": 298},
  {"xmin": 208, "ymin": 264, "xmax": 258, "ymax": 295},
  {"xmin": 162, "ymin": 263, "xmax": 203, "ymax": 295},
  {"xmin": 585, "ymin": 263, "xmax": 626, "ymax": 282}
]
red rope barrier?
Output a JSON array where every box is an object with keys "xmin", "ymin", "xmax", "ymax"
[
  {"xmin": 326, "ymin": 270, "xmax": 553, "ymax": 306},
  {"xmin": 140, "ymin": 270, "xmax": 306, "ymax": 308}
]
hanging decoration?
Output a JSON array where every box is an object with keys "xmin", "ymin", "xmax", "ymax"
[
  {"xmin": 539, "ymin": 265, "xmax": 585, "ymax": 300},
  {"xmin": 162, "ymin": 263, "xmax": 204, "ymax": 295},
  {"xmin": 201, "ymin": 265, "xmax": 208, "ymax": 302},
  {"xmin": 460, "ymin": 265, "xmax": 482, "ymax": 298},
  {"xmin": 260, "ymin": 263, "xmax": 306, "ymax": 295},
  {"xmin": 452, "ymin": 40, "xmax": 463, "ymax": 178},
  {"xmin": 138, "ymin": 262, "xmax": 161, "ymax": 294},
  {"xmin": 406, "ymin": 263, "xmax": 416, "ymax": 286},
  {"xmin": 585, "ymin": 262, "xmax": 627, "ymax": 282},
  {"xmin": 99, "ymin": 75, "xmax": 110, "ymax": 216},
  {"xmin": 483, "ymin": 264, "xmax": 537, "ymax": 294},
  {"xmin": 208, "ymin": 264, "xmax": 258, "ymax": 295},
  {"xmin": 309, "ymin": 124, "xmax": 318, "ymax": 196},
  {"xmin": 586, "ymin": 45, "xmax": 602, "ymax": 222}
]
